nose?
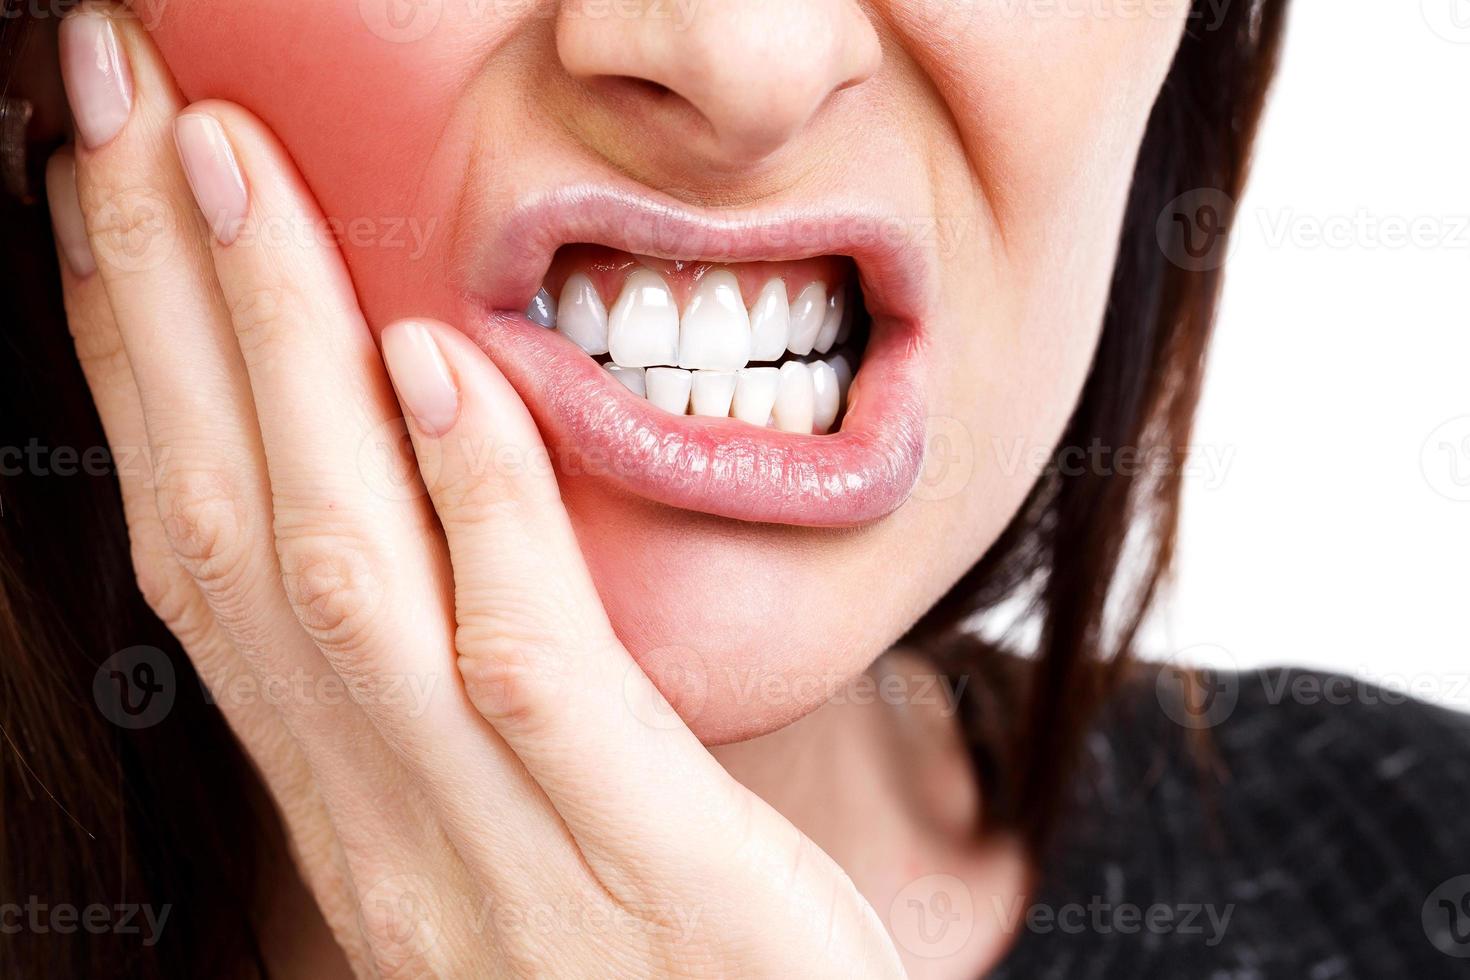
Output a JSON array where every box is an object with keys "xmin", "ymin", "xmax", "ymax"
[{"xmin": 556, "ymin": 0, "xmax": 882, "ymax": 167}]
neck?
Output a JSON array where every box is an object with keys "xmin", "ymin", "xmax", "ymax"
[{"xmin": 710, "ymin": 650, "xmax": 1029, "ymax": 980}]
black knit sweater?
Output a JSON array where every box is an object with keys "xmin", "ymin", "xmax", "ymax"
[{"xmin": 989, "ymin": 668, "xmax": 1470, "ymax": 978}]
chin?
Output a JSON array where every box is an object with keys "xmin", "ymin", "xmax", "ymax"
[{"xmin": 564, "ymin": 480, "xmax": 898, "ymax": 744}]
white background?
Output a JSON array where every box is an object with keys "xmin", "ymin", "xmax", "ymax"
[{"xmin": 1143, "ymin": 0, "xmax": 1470, "ymax": 710}]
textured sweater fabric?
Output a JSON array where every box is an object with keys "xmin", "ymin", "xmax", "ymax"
[{"xmin": 988, "ymin": 668, "xmax": 1470, "ymax": 978}]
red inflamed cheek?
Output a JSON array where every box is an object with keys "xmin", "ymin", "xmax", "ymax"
[{"xmin": 138, "ymin": 0, "xmax": 496, "ymax": 323}]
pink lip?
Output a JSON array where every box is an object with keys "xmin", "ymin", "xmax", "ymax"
[{"xmin": 456, "ymin": 185, "xmax": 936, "ymax": 527}]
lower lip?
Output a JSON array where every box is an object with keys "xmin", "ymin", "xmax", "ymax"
[{"xmin": 463, "ymin": 311, "xmax": 929, "ymax": 527}]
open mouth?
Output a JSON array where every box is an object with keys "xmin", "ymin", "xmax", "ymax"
[
  {"xmin": 525, "ymin": 246, "xmax": 865, "ymax": 435},
  {"xmin": 456, "ymin": 187, "xmax": 934, "ymax": 527}
]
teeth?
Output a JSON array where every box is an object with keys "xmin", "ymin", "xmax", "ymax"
[
  {"xmin": 526, "ymin": 287, "xmax": 557, "ymax": 329},
  {"xmin": 787, "ymin": 282, "xmax": 826, "ymax": 357},
  {"xmin": 813, "ymin": 288, "xmax": 844, "ymax": 355},
  {"xmin": 773, "ymin": 362, "xmax": 815, "ymax": 434},
  {"xmin": 646, "ymin": 367, "xmax": 693, "ymax": 416},
  {"xmin": 733, "ymin": 367, "xmax": 780, "ymax": 426},
  {"xmin": 605, "ymin": 364, "xmax": 646, "ymax": 397},
  {"xmin": 834, "ymin": 291, "xmax": 854, "ymax": 346},
  {"xmin": 829, "ymin": 353, "xmax": 853, "ymax": 402},
  {"xmin": 691, "ymin": 371, "xmax": 738, "ymax": 418},
  {"xmin": 748, "ymin": 279, "xmax": 791, "ymax": 362},
  {"xmin": 557, "ymin": 266, "xmax": 860, "ymax": 433},
  {"xmin": 557, "ymin": 273, "xmax": 608, "ymax": 355},
  {"xmin": 678, "ymin": 270, "xmax": 752, "ymax": 371},
  {"xmin": 609, "ymin": 269, "xmax": 680, "ymax": 368},
  {"xmin": 810, "ymin": 360, "xmax": 841, "ymax": 434}
]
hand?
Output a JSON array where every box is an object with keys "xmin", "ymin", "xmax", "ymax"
[{"xmin": 49, "ymin": 8, "xmax": 905, "ymax": 977}]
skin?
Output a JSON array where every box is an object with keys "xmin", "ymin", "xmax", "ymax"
[{"xmin": 51, "ymin": 1, "xmax": 1191, "ymax": 975}]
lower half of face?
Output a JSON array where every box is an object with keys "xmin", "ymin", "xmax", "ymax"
[{"xmin": 144, "ymin": 0, "xmax": 1189, "ymax": 741}]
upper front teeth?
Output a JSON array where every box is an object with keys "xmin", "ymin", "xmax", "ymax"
[
  {"xmin": 530, "ymin": 266, "xmax": 859, "ymax": 434},
  {"xmin": 679, "ymin": 271, "xmax": 752, "ymax": 371},
  {"xmin": 558, "ymin": 273, "xmax": 609, "ymax": 355},
  {"xmin": 786, "ymin": 282, "xmax": 827, "ymax": 357},
  {"xmin": 748, "ymin": 279, "xmax": 791, "ymax": 362},
  {"xmin": 608, "ymin": 269, "xmax": 679, "ymax": 367}
]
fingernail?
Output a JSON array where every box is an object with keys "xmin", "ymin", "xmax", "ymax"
[
  {"xmin": 383, "ymin": 321, "xmax": 460, "ymax": 436},
  {"xmin": 45, "ymin": 152, "xmax": 97, "ymax": 278},
  {"xmin": 59, "ymin": 11, "xmax": 134, "ymax": 149},
  {"xmin": 174, "ymin": 113, "xmax": 249, "ymax": 246}
]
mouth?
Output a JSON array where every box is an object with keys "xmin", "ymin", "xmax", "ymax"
[{"xmin": 458, "ymin": 186, "xmax": 934, "ymax": 527}]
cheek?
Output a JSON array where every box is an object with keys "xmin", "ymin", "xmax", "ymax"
[
  {"xmin": 915, "ymin": 9, "xmax": 1191, "ymax": 600},
  {"xmin": 143, "ymin": 1, "xmax": 499, "ymax": 323}
]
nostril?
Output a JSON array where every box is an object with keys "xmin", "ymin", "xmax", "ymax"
[{"xmin": 626, "ymin": 78, "xmax": 673, "ymax": 100}]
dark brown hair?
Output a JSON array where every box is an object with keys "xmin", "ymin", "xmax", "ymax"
[{"xmin": 1, "ymin": 2, "xmax": 1289, "ymax": 975}]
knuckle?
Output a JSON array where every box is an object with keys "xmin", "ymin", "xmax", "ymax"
[
  {"xmin": 67, "ymin": 318, "xmax": 131, "ymax": 383},
  {"xmin": 130, "ymin": 544, "xmax": 208, "ymax": 640},
  {"xmin": 455, "ymin": 620, "xmax": 570, "ymax": 736},
  {"xmin": 276, "ymin": 531, "xmax": 385, "ymax": 657},
  {"xmin": 78, "ymin": 179, "xmax": 181, "ymax": 275},
  {"xmin": 155, "ymin": 466, "xmax": 253, "ymax": 592},
  {"xmin": 435, "ymin": 463, "xmax": 520, "ymax": 524},
  {"xmin": 229, "ymin": 283, "xmax": 307, "ymax": 361}
]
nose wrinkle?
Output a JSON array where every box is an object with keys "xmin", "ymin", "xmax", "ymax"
[{"xmin": 555, "ymin": 0, "xmax": 882, "ymax": 166}]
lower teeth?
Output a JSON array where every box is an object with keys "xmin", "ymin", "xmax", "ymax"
[
  {"xmin": 602, "ymin": 351, "xmax": 857, "ymax": 434},
  {"xmin": 528, "ymin": 267, "xmax": 868, "ymax": 435}
]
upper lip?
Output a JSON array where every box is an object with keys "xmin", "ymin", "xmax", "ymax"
[
  {"xmin": 452, "ymin": 180, "xmax": 939, "ymax": 527},
  {"xmin": 456, "ymin": 182, "xmax": 940, "ymax": 330}
]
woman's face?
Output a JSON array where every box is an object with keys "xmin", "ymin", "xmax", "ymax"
[{"xmin": 137, "ymin": 0, "xmax": 1187, "ymax": 741}]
